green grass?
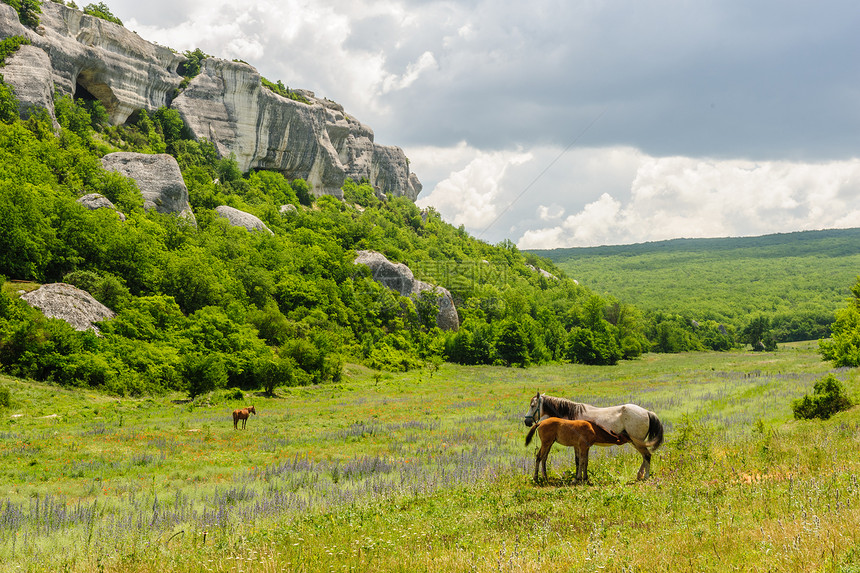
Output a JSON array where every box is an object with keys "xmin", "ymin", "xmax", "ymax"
[{"xmin": 1, "ymin": 344, "xmax": 859, "ymax": 571}]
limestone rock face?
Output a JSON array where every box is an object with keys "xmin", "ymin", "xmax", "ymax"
[
  {"xmin": 215, "ymin": 205, "xmax": 273, "ymax": 235},
  {"xmin": 1, "ymin": 44, "xmax": 56, "ymax": 123},
  {"xmin": 76, "ymin": 193, "xmax": 126, "ymax": 221},
  {"xmin": 21, "ymin": 283, "xmax": 115, "ymax": 334},
  {"xmin": 354, "ymin": 250, "xmax": 459, "ymax": 331},
  {"xmin": 0, "ymin": 2, "xmax": 183, "ymax": 125},
  {"xmin": 101, "ymin": 152, "xmax": 196, "ymax": 224},
  {"xmin": 173, "ymin": 59, "xmax": 421, "ymax": 199},
  {"xmin": 0, "ymin": 2, "xmax": 421, "ymax": 199}
]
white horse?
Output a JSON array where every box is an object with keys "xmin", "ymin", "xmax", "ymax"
[{"xmin": 523, "ymin": 392, "xmax": 664, "ymax": 480}]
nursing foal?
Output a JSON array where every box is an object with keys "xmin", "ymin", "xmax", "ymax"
[{"xmin": 525, "ymin": 417, "xmax": 629, "ymax": 482}]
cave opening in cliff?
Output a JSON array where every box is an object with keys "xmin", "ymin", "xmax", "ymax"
[
  {"xmin": 74, "ymin": 82, "xmax": 98, "ymax": 102},
  {"xmin": 73, "ymin": 70, "xmax": 121, "ymax": 124}
]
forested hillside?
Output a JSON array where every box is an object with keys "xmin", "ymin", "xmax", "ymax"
[
  {"xmin": 0, "ymin": 48, "xmax": 656, "ymax": 396},
  {"xmin": 535, "ymin": 229, "xmax": 860, "ymax": 344}
]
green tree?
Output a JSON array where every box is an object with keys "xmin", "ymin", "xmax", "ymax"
[
  {"xmin": 342, "ymin": 178, "xmax": 379, "ymax": 208},
  {"xmin": 742, "ymin": 315, "xmax": 775, "ymax": 351},
  {"xmin": 566, "ymin": 324, "xmax": 622, "ymax": 366},
  {"xmin": 152, "ymin": 107, "xmax": 185, "ymax": 151},
  {"xmin": 83, "ymin": 2, "xmax": 123, "ymax": 25},
  {"xmin": 820, "ymin": 277, "xmax": 860, "ymax": 366},
  {"xmin": 292, "ymin": 178, "xmax": 313, "ymax": 206},
  {"xmin": 254, "ymin": 355, "xmax": 295, "ymax": 395},
  {"xmin": 180, "ymin": 353, "xmax": 227, "ymax": 398},
  {"xmin": 496, "ymin": 320, "xmax": 530, "ymax": 367}
]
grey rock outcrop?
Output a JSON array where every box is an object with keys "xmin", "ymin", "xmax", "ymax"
[
  {"xmin": 21, "ymin": 283, "xmax": 115, "ymax": 334},
  {"xmin": 0, "ymin": 2, "xmax": 421, "ymax": 200},
  {"xmin": 354, "ymin": 250, "xmax": 459, "ymax": 331},
  {"xmin": 0, "ymin": 2, "xmax": 183, "ymax": 124},
  {"xmin": 173, "ymin": 59, "xmax": 421, "ymax": 199},
  {"xmin": 526, "ymin": 264, "xmax": 558, "ymax": 281},
  {"xmin": 101, "ymin": 152, "xmax": 196, "ymax": 224},
  {"xmin": 215, "ymin": 205, "xmax": 273, "ymax": 235},
  {"xmin": 1, "ymin": 43, "xmax": 56, "ymax": 123},
  {"xmin": 77, "ymin": 193, "xmax": 126, "ymax": 221}
]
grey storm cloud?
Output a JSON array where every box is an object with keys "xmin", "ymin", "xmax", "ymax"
[{"xmin": 372, "ymin": 1, "xmax": 860, "ymax": 160}]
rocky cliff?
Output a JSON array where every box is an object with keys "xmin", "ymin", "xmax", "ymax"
[{"xmin": 0, "ymin": 2, "xmax": 421, "ymax": 199}]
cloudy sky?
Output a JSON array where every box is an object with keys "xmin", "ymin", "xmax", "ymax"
[{"xmin": 107, "ymin": 0, "xmax": 860, "ymax": 248}]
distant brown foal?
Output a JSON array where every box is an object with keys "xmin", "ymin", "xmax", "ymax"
[
  {"xmin": 232, "ymin": 406, "xmax": 256, "ymax": 429},
  {"xmin": 525, "ymin": 417, "xmax": 629, "ymax": 482}
]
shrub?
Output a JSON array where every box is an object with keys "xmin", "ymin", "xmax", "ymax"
[
  {"xmin": 223, "ymin": 387, "xmax": 244, "ymax": 401},
  {"xmin": 180, "ymin": 352, "xmax": 227, "ymax": 398},
  {"xmin": 0, "ymin": 77, "xmax": 17, "ymax": 124},
  {"xmin": 0, "ymin": 35, "xmax": 30, "ymax": 65},
  {"xmin": 82, "ymin": 2, "xmax": 122, "ymax": 25},
  {"xmin": 178, "ymin": 48, "xmax": 208, "ymax": 90},
  {"xmin": 0, "ymin": 386, "xmax": 10, "ymax": 408},
  {"xmin": 2, "ymin": 0, "xmax": 41, "ymax": 28},
  {"xmin": 792, "ymin": 374, "xmax": 853, "ymax": 420}
]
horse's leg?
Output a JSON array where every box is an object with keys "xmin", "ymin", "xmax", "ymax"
[
  {"xmin": 633, "ymin": 443, "xmax": 652, "ymax": 480},
  {"xmin": 581, "ymin": 447, "xmax": 590, "ymax": 484},
  {"xmin": 534, "ymin": 444, "xmax": 549, "ymax": 482},
  {"xmin": 233, "ymin": 415, "xmax": 238, "ymax": 430},
  {"xmin": 539, "ymin": 441, "xmax": 552, "ymax": 481}
]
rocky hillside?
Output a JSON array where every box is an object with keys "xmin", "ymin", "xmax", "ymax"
[{"xmin": 0, "ymin": 1, "xmax": 421, "ymax": 199}]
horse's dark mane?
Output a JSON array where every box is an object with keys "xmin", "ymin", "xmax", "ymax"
[{"xmin": 542, "ymin": 395, "xmax": 585, "ymax": 419}]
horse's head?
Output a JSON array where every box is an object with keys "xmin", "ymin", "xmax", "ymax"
[
  {"xmin": 523, "ymin": 392, "xmax": 542, "ymax": 427},
  {"xmin": 248, "ymin": 406, "xmax": 257, "ymax": 415}
]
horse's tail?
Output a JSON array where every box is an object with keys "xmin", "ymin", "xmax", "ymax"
[
  {"xmin": 525, "ymin": 422, "xmax": 540, "ymax": 446},
  {"xmin": 644, "ymin": 411, "xmax": 664, "ymax": 452}
]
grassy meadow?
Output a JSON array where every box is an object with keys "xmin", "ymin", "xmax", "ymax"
[{"xmin": 1, "ymin": 342, "xmax": 859, "ymax": 572}]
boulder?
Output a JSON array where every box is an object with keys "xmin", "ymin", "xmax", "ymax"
[
  {"xmin": 354, "ymin": 250, "xmax": 459, "ymax": 331},
  {"xmin": 76, "ymin": 193, "xmax": 126, "ymax": 221},
  {"xmin": 279, "ymin": 204, "xmax": 297, "ymax": 215},
  {"xmin": 215, "ymin": 205, "xmax": 274, "ymax": 235},
  {"xmin": 100, "ymin": 152, "xmax": 196, "ymax": 224},
  {"xmin": 20, "ymin": 283, "xmax": 115, "ymax": 334},
  {"xmin": 526, "ymin": 264, "xmax": 558, "ymax": 280}
]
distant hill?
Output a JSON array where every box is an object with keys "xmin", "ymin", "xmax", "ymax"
[{"xmin": 530, "ymin": 228, "xmax": 860, "ymax": 341}]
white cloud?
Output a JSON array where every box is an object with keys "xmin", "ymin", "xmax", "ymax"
[
  {"xmin": 537, "ymin": 204, "xmax": 565, "ymax": 221},
  {"xmin": 516, "ymin": 155, "xmax": 860, "ymax": 249},
  {"xmin": 416, "ymin": 149, "xmax": 533, "ymax": 229},
  {"xmin": 381, "ymin": 51, "xmax": 438, "ymax": 93}
]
